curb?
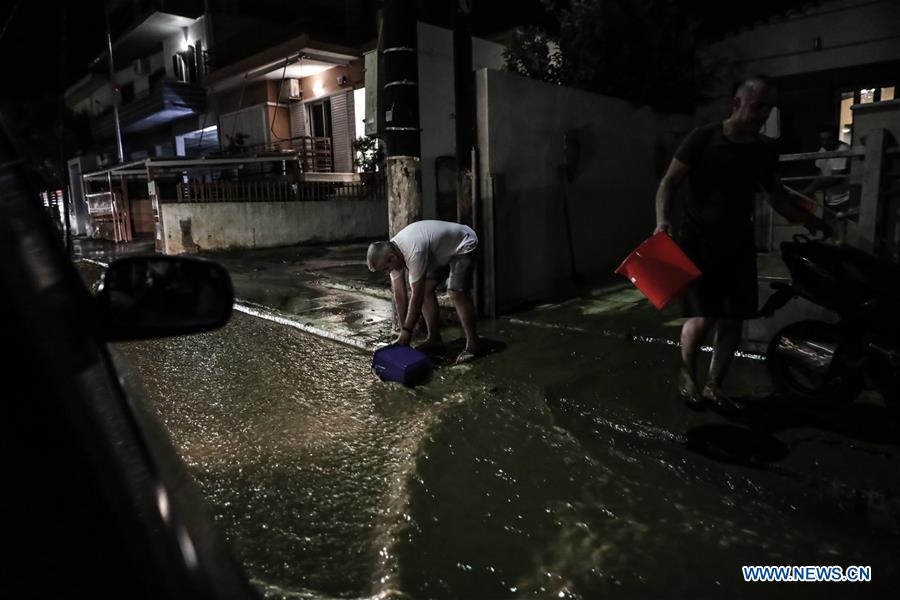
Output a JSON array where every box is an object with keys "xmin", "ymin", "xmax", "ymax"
[
  {"xmin": 233, "ymin": 301, "xmax": 375, "ymax": 352},
  {"xmin": 76, "ymin": 258, "xmax": 377, "ymax": 353}
]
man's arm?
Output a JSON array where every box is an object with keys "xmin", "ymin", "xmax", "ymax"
[
  {"xmin": 393, "ymin": 276, "xmax": 425, "ymax": 346},
  {"xmin": 655, "ymin": 158, "xmax": 689, "ymax": 234},
  {"xmin": 765, "ymin": 176, "xmax": 831, "ymax": 236},
  {"xmin": 391, "ymin": 273, "xmax": 408, "ymax": 326},
  {"xmin": 802, "ymin": 168, "xmax": 849, "ymax": 196}
]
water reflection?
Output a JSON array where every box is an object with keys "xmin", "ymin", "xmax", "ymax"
[{"xmin": 113, "ymin": 311, "xmax": 900, "ymax": 600}]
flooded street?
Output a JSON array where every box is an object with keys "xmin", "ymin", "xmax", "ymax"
[{"xmin": 110, "ymin": 306, "xmax": 900, "ymax": 599}]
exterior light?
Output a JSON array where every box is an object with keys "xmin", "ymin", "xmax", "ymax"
[
  {"xmin": 313, "ymin": 81, "xmax": 325, "ymax": 97},
  {"xmin": 180, "ymin": 38, "xmax": 190, "ymax": 52}
]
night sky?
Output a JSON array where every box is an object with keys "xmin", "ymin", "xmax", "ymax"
[
  {"xmin": 0, "ymin": 0, "xmax": 550, "ymax": 101},
  {"xmin": 0, "ymin": 0, "xmax": 107, "ymax": 101},
  {"xmin": 0, "ymin": 0, "xmax": 812, "ymax": 103}
]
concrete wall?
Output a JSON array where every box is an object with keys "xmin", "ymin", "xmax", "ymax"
[
  {"xmin": 476, "ymin": 68, "xmax": 691, "ymax": 313},
  {"xmin": 698, "ymin": 0, "xmax": 900, "ymax": 121},
  {"xmin": 705, "ymin": 0, "xmax": 900, "ymax": 81},
  {"xmin": 299, "ymin": 62, "xmax": 363, "ymax": 100},
  {"xmin": 158, "ymin": 198, "xmax": 388, "ymax": 254},
  {"xmin": 418, "ymin": 23, "xmax": 506, "ymax": 220},
  {"xmin": 852, "ymin": 99, "xmax": 900, "ymax": 143}
]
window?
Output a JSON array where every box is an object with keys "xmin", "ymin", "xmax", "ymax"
[
  {"xmin": 837, "ymin": 85, "xmax": 898, "ymax": 144},
  {"xmin": 307, "ymin": 98, "xmax": 332, "ymax": 139},
  {"xmin": 120, "ymin": 81, "xmax": 135, "ymax": 104},
  {"xmin": 175, "ymin": 126, "xmax": 220, "ymax": 158},
  {"xmin": 173, "ymin": 46, "xmax": 197, "ymax": 83}
]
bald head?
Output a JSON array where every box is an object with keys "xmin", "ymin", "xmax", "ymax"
[
  {"xmin": 734, "ymin": 76, "xmax": 775, "ymax": 101},
  {"xmin": 730, "ymin": 75, "xmax": 777, "ymax": 135},
  {"xmin": 366, "ymin": 241, "xmax": 401, "ymax": 273}
]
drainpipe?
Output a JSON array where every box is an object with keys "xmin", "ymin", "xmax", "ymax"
[
  {"xmin": 104, "ymin": 8, "xmax": 125, "ymax": 164},
  {"xmin": 381, "ymin": 0, "xmax": 422, "ymax": 236}
]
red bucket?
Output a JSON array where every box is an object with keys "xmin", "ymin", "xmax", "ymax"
[{"xmin": 615, "ymin": 232, "xmax": 702, "ymax": 309}]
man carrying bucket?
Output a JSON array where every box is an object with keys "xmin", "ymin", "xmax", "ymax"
[
  {"xmin": 654, "ymin": 75, "xmax": 830, "ymax": 410},
  {"xmin": 366, "ymin": 220, "xmax": 481, "ymax": 364}
]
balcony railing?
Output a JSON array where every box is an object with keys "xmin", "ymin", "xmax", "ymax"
[
  {"xmin": 91, "ymin": 79, "xmax": 205, "ymax": 140},
  {"xmin": 158, "ymin": 173, "xmax": 387, "ymax": 204},
  {"xmin": 235, "ymin": 136, "xmax": 333, "ymax": 173}
]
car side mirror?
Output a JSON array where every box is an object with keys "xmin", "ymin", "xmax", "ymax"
[{"xmin": 96, "ymin": 256, "xmax": 234, "ymax": 342}]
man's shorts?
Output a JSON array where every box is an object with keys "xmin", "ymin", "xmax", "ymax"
[
  {"xmin": 680, "ymin": 235, "xmax": 758, "ymax": 320},
  {"xmin": 426, "ymin": 251, "xmax": 476, "ymax": 292}
]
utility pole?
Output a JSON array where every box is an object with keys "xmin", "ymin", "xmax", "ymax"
[
  {"xmin": 58, "ymin": 3, "xmax": 72, "ymax": 254},
  {"xmin": 104, "ymin": 6, "xmax": 125, "ymax": 164},
  {"xmin": 381, "ymin": 0, "xmax": 422, "ymax": 236},
  {"xmin": 453, "ymin": 0, "xmax": 474, "ymax": 227}
]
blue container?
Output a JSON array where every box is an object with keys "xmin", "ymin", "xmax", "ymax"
[{"xmin": 372, "ymin": 345, "xmax": 434, "ymax": 386}]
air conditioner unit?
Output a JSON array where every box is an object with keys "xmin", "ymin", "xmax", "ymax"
[
  {"xmin": 280, "ymin": 78, "xmax": 302, "ymax": 101},
  {"xmin": 133, "ymin": 58, "xmax": 149, "ymax": 75}
]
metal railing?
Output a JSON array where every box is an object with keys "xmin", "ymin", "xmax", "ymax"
[
  {"xmin": 771, "ymin": 141, "xmax": 900, "ymax": 257},
  {"xmin": 169, "ymin": 173, "xmax": 386, "ymax": 204},
  {"xmin": 235, "ymin": 136, "xmax": 333, "ymax": 173}
]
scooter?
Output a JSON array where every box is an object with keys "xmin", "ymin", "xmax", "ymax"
[{"xmin": 759, "ymin": 233, "xmax": 900, "ymax": 411}]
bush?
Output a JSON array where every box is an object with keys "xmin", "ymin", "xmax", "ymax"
[{"xmin": 352, "ymin": 136, "xmax": 385, "ymax": 173}]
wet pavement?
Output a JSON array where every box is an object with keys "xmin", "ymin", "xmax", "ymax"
[{"xmin": 75, "ymin": 240, "xmax": 900, "ymax": 599}]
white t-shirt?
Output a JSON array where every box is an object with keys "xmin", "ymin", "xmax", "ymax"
[
  {"xmin": 390, "ymin": 220, "xmax": 478, "ymax": 284},
  {"xmin": 814, "ymin": 141, "xmax": 851, "ymax": 175},
  {"xmin": 814, "ymin": 141, "xmax": 851, "ymax": 205}
]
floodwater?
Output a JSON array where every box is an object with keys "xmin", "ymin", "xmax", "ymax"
[{"xmin": 108, "ymin": 307, "xmax": 900, "ymax": 600}]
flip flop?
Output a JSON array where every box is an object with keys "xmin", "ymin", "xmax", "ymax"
[
  {"xmin": 680, "ymin": 387, "xmax": 705, "ymax": 411},
  {"xmin": 455, "ymin": 350, "xmax": 477, "ymax": 364},
  {"xmin": 701, "ymin": 386, "xmax": 744, "ymax": 415}
]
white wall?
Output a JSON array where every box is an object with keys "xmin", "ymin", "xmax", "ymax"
[
  {"xmin": 417, "ymin": 22, "xmax": 506, "ymax": 219},
  {"xmin": 159, "ymin": 198, "xmax": 388, "ymax": 254},
  {"xmin": 702, "ymin": 0, "xmax": 900, "ymax": 99},
  {"xmin": 67, "ymin": 155, "xmax": 97, "ymax": 237},
  {"xmin": 354, "ymin": 87, "xmax": 366, "ymax": 141},
  {"xmin": 219, "ymin": 104, "xmax": 269, "ymax": 148},
  {"xmin": 477, "ymin": 68, "xmax": 690, "ymax": 312}
]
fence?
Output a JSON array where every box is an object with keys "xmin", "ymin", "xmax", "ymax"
[
  {"xmin": 169, "ymin": 174, "xmax": 386, "ymax": 204},
  {"xmin": 770, "ymin": 141, "xmax": 900, "ymax": 257}
]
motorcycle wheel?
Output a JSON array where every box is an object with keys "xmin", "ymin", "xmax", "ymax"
[{"xmin": 766, "ymin": 320, "xmax": 864, "ymax": 404}]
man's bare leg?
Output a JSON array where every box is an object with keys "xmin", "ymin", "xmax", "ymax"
[
  {"xmin": 704, "ymin": 319, "xmax": 742, "ymax": 400},
  {"xmin": 450, "ymin": 289, "xmax": 480, "ymax": 358},
  {"xmin": 417, "ymin": 279, "xmax": 445, "ymax": 353},
  {"xmin": 680, "ymin": 317, "xmax": 715, "ymax": 398}
]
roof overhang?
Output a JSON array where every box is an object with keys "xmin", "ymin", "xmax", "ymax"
[
  {"xmin": 82, "ymin": 160, "xmax": 149, "ymax": 181},
  {"xmin": 206, "ymin": 35, "xmax": 359, "ymax": 94},
  {"xmin": 113, "ymin": 12, "xmax": 200, "ymax": 64},
  {"xmin": 82, "ymin": 155, "xmax": 301, "ymax": 181}
]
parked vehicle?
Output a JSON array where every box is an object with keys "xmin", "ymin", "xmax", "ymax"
[
  {"xmin": 0, "ymin": 126, "xmax": 258, "ymax": 598},
  {"xmin": 760, "ymin": 233, "xmax": 900, "ymax": 411}
]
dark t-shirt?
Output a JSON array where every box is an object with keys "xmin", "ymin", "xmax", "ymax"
[{"xmin": 674, "ymin": 122, "xmax": 778, "ymax": 252}]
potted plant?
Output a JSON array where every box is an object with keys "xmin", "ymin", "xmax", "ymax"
[{"xmin": 352, "ymin": 136, "xmax": 385, "ymax": 185}]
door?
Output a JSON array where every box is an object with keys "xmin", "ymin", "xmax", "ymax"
[{"xmin": 307, "ymin": 98, "xmax": 334, "ymax": 171}]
